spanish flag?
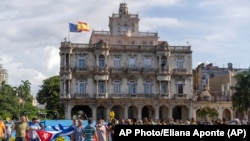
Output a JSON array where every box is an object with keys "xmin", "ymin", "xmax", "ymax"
[{"xmin": 77, "ymin": 21, "xmax": 90, "ymax": 32}]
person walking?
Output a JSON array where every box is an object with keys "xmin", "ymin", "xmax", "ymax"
[
  {"xmin": 0, "ymin": 118, "xmax": 6, "ymax": 141},
  {"xmin": 14, "ymin": 116, "xmax": 29, "ymax": 141},
  {"xmin": 71, "ymin": 119, "xmax": 84, "ymax": 141},
  {"xmin": 5, "ymin": 120, "xmax": 14, "ymax": 141},
  {"xmin": 83, "ymin": 118, "xmax": 98, "ymax": 141},
  {"xmin": 96, "ymin": 119, "xmax": 106, "ymax": 141},
  {"xmin": 28, "ymin": 118, "xmax": 41, "ymax": 141}
]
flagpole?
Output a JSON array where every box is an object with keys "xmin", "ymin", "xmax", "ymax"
[{"xmin": 68, "ymin": 21, "xmax": 70, "ymax": 42}]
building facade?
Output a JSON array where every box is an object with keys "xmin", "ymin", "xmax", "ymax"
[
  {"xmin": 59, "ymin": 3, "xmax": 233, "ymax": 122},
  {"xmin": 0, "ymin": 64, "xmax": 8, "ymax": 85}
]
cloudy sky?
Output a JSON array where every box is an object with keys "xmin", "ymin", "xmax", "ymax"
[{"xmin": 1, "ymin": 0, "xmax": 250, "ymax": 96}]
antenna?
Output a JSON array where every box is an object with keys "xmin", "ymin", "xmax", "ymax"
[{"xmin": 186, "ymin": 41, "xmax": 189, "ymax": 46}]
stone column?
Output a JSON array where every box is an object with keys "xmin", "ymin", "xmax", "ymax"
[
  {"xmin": 105, "ymin": 80, "xmax": 108, "ymax": 98},
  {"xmin": 168, "ymin": 104, "xmax": 173, "ymax": 119},
  {"xmin": 65, "ymin": 104, "xmax": 73, "ymax": 120},
  {"xmin": 218, "ymin": 105, "xmax": 223, "ymax": 120},
  {"xmin": 168, "ymin": 80, "xmax": 170, "ymax": 98},
  {"xmin": 96, "ymin": 80, "xmax": 99, "ymax": 96},
  {"xmin": 96, "ymin": 55, "xmax": 99, "ymax": 66},
  {"xmin": 124, "ymin": 104, "xmax": 129, "ymax": 119},
  {"xmin": 137, "ymin": 105, "xmax": 142, "ymax": 120},
  {"xmin": 106, "ymin": 105, "xmax": 111, "ymax": 121},
  {"xmin": 158, "ymin": 55, "xmax": 162, "ymax": 71},
  {"xmin": 91, "ymin": 105, "xmax": 97, "ymax": 121},
  {"xmin": 154, "ymin": 105, "xmax": 159, "ymax": 121},
  {"xmin": 188, "ymin": 101, "xmax": 193, "ymax": 119}
]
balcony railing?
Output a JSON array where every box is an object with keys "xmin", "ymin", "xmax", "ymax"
[
  {"xmin": 174, "ymin": 94, "xmax": 188, "ymax": 99},
  {"xmin": 110, "ymin": 68, "xmax": 124, "ymax": 73},
  {"xmin": 110, "ymin": 94, "xmax": 158, "ymax": 99},
  {"xmin": 71, "ymin": 93, "xmax": 89, "ymax": 98},
  {"xmin": 141, "ymin": 68, "xmax": 155, "ymax": 73},
  {"xmin": 172, "ymin": 69, "xmax": 187, "ymax": 75},
  {"xmin": 74, "ymin": 67, "xmax": 88, "ymax": 72},
  {"xmin": 60, "ymin": 66, "xmax": 71, "ymax": 71},
  {"xmin": 196, "ymin": 95, "xmax": 231, "ymax": 102}
]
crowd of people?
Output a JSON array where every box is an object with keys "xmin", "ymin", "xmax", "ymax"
[
  {"xmin": 0, "ymin": 116, "xmax": 42, "ymax": 141},
  {"xmin": 70, "ymin": 116, "xmax": 250, "ymax": 141},
  {"xmin": 0, "ymin": 116, "xmax": 249, "ymax": 141}
]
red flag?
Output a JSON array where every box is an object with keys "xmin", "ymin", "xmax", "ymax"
[
  {"xmin": 36, "ymin": 130, "xmax": 53, "ymax": 141},
  {"xmin": 26, "ymin": 131, "xmax": 29, "ymax": 141}
]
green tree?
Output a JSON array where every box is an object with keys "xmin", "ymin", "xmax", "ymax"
[
  {"xmin": 197, "ymin": 107, "xmax": 218, "ymax": 120},
  {"xmin": 0, "ymin": 81, "xmax": 14, "ymax": 96},
  {"xmin": 36, "ymin": 75, "xmax": 63, "ymax": 119},
  {"xmin": 0, "ymin": 80, "xmax": 37, "ymax": 119},
  {"xmin": 231, "ymin": 69, "xmax": 250, "ymax": 116}
]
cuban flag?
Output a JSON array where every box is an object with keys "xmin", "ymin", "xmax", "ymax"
[
  {"xmin": 36, "ymin": 130, "xmax": 54, "ymax": 141},
  {"xmin": 36, "ymin": 124, "xmax": 75, "ymax": 141}
]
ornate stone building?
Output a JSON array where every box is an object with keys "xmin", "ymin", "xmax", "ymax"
[
  {"xmin": 59, "ymin": 3, "xmax": 233, "ymax": 121},
  {"xmin": 0, "ymin": 64, "xmax": 8, "ymax": 85}
]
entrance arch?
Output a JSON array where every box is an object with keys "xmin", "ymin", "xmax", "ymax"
[
  {"xmin": 172, "ymin": 105, "xmax": 188, "ymax": 121},
  {"xmin": 128, "ymin": 105, "xmax": 138, "ymax": 119},
  {"xmin": 71, "ymin": 105, "xmax": 92, "ymax": 120},
  {"xmin": 159, "ymin": 105, "xmax": 168, "ymax": 120},
  {"xmin": 97, "ymin": 105, "xmax": 106, "ymax": 120},
  {"xmin": 222, "ymin": 109, "xmax": 231, "ymax": 121},
  {"xmin": 142, "ymin": 105, "xmax": 154, "ymax": 120},
  {"xmin": 111, "ymin": 105, "xmax": 124, "ymax": 120}
]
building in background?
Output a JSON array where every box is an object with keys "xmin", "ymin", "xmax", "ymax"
[
  {"xmin": 0, "ymin": 64, "xmax": 8, "ymax": 85},
  {"xmin": 59, "ymin": 2, "xmax": 237, "ymax": 122},
  {"xmin": 193, "ymin": 62, "xmax": 250, "ymax": 120}
]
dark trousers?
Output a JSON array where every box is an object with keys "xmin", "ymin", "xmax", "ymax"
[
  {"xmin": 15, "ymin": 137, "xmax": 26, "ymax": 141},
  {"xmin": 29, "ymin": 138, "xmax": 39, "ymax": 141}
]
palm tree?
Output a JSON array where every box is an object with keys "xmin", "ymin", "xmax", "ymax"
[
  {"xmin": 14, "ymin": 80, "xmax": 32, "ymax": 109},
  {"xmin": 231, "ymin": 69, "xmax": 250, "ymax": 118}
]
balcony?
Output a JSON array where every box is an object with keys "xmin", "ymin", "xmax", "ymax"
[
  {"xmin": 158, "ymin": 67, "xmax": 170, "ymax": 74},
  {"xmin": 109, "ymin": 94, "xmax": 158, "ymax": 99},
  {"xmin": 174, "ymin": 94, "xmax": 188, "ymax": 99},
  {"xmin": 71, "ymin": 93, "xmax": 89, "ymax": 98},
  {"xmin": 141, "ymin": 68, "xmax": 155, "ymax": 73},
  {"xmin": 94, "ymin": 66, "xmax": 109, "ymax": 73},
  {"xmin": 158, "ymin": 94, "xmax": 169, "ymax": 98},
  {"xmin": 74, "ymin": 67, "xmax": 89, "ymax": 72},
  {"xmin": 196, "ymin": 95, "xmax": 232, "ymax": 102},
  {"xmin": 60, "ymin": 66, "xmax": 72, "ymax": 72},
  {"xmin": 95, "ymin": 93, "xmax": 107, "ymax": 98},
  {"xmin": 110, "ymin": 67, "xmax": 124, "ymax": 73},
  {"xmin": 126, "ymin": 67, "xmax": 141, "ymax": 74},
  {"xmin": 172, "ymin": 68, "xmax": 187, "ymax": 75}
]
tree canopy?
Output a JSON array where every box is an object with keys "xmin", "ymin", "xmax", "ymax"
[
  {"xmin": 36, "ymin": 75, "xmax": 64, "ymax": 119},
  {"xmin": 0, "ymin": 80, "xmax": 37, "ymax": 119},
  {"xmin": 231, "ymin": 69, "xmax": 250, "ymax": 114}
]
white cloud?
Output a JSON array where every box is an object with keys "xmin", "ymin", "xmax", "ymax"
[
  {"xmin": 45, "ymin": 46, "xmax": 60, "ymax": 71},
  {"xmin": 1, "ymin": 0, "xmax": 250, "ymax": 96}
]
